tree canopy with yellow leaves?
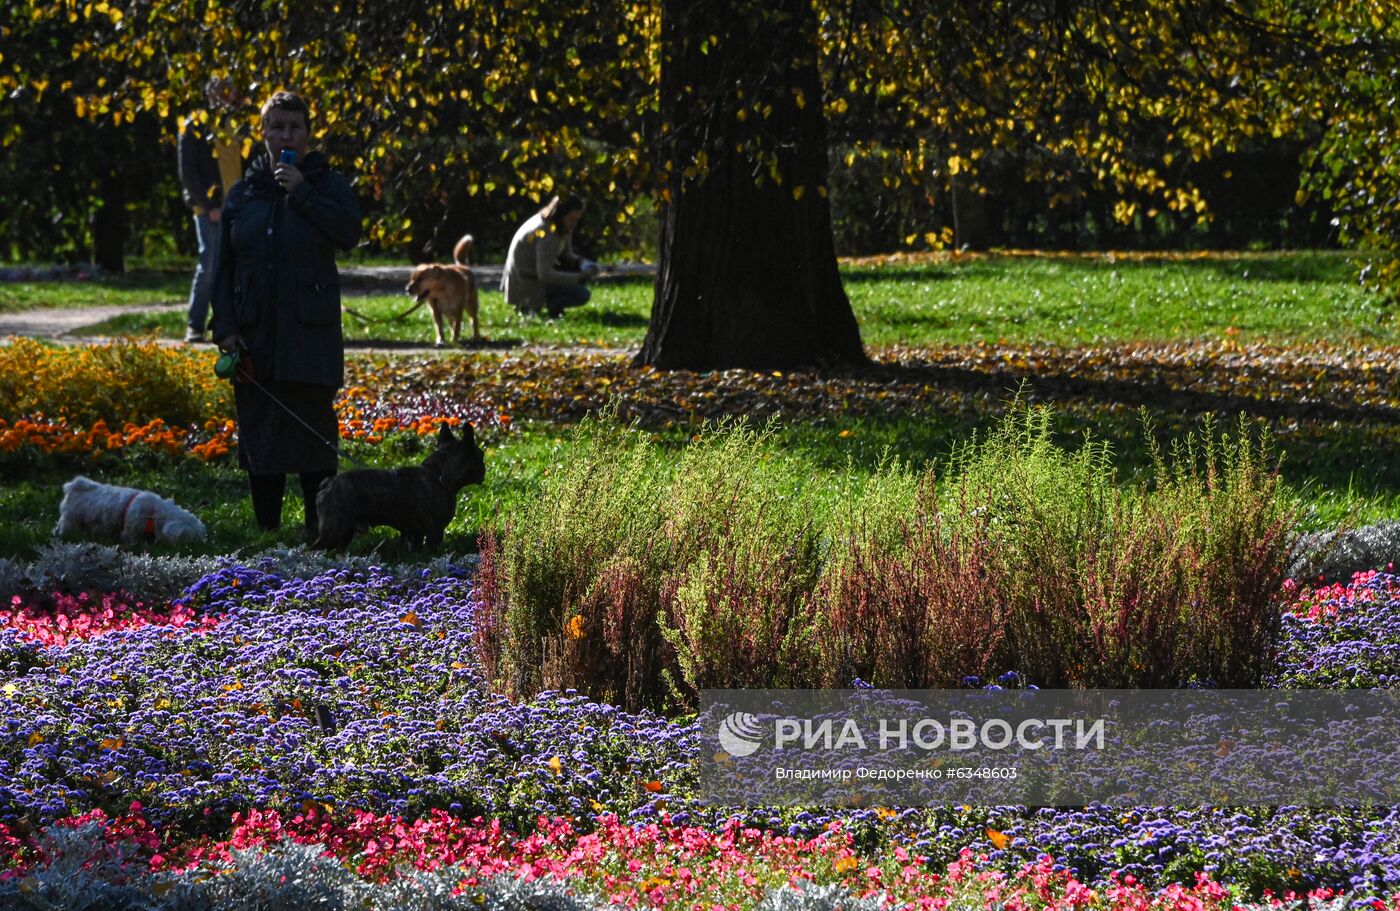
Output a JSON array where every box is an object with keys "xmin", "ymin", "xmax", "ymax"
[{"xmin": 1, "ymin": 0, "xmax": 1396, "ymax": 366}]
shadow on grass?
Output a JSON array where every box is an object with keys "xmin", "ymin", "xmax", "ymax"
[
  {"xmin": 853, "ymin": 359, "xmax": 1400, "ymax": 428},
  {"xmin": 584, "ymin": 308, "xmax": 650, "ymax": 328},
  {"xmin": 868, "ymin": 313, "xmax": 957, "ymax": 329},
  {"xmin": 841, "ymin": 266, "xmax": 956, "ymax": 284},
  {"xmin": 778, "ymin": 400, "xmax": 1400, "ymax": 528},
  {"xmin": 1166, "ymin": 251, "xmax": 1360, "ymax": 285},
  {"xmin": 593, "ymin": 273, "xmax": 658, "ymax": 289},
  {"xmin": 97, "ymin": 268, "xmax": 195, "ymax": 291},
  {"xmin": 343, "ymin": 336, "xmax": 525, "ymax": 351}
]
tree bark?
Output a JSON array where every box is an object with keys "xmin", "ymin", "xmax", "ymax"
[
  {"xmin": 950, "ymin": 175, "xmax": 991, "ymax": 251},
  {"xmin": 635, "ymin": 0, "xmax": 867, "ymax": 371},
  {"xmin": 91, "ymin": 169, "xmax": 127, "ymax": 273}
]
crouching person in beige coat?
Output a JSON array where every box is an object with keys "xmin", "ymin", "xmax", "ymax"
[{"xmin": 501, "ymin": 195, "xmax": 599, "ymax": 318}]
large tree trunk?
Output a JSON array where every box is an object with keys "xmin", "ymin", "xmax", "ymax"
[
  {"xmin": 91, "ymin": 169, "xmax": 127, "ymax": 273},
  {"xmin": 950, "ymin": 175, "xmax": 991, "ymax": 252},
  {"xmin": 634, "ymin": 0, "xmax": 867, "ymax": 371}
]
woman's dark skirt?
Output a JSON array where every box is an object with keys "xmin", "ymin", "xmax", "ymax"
[{"xmin": 234, "ymin": 380, "xmax": 339, "ymax": 475}]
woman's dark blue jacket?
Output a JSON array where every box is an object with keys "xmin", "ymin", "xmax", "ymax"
[{"xmin": 210, "ymin": 151, "xmax": 362, "ymax": 388}]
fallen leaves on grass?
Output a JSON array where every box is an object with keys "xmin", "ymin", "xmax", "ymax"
[
  {"xmin": 883, "ymin": 339, "xmax": 1400, "ymax": 422},
  {"xmin": 341, "ymin": 339, "xmax": 1400, "ymax": 431}
]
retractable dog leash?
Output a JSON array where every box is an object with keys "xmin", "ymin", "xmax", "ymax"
[
  {"xmin": 342, "ymin": 299, "xmax": 429, "ymax": 325},
  {"xmin": 215, "ymin": 347, "xmax": 371, "ymax": 470},
  {"xmin": 341, "ymin": 261, "xmax": 610, "ymax": 326},
  {"xmin": 245, "ymin": 373, "xmax": 371, "ymax": 471}
]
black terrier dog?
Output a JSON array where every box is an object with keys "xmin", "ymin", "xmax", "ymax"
[{"xmin": 313, "ymin": 423, "xmax": 486, "ymax": 551}]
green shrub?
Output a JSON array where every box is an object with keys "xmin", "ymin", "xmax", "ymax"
[
  {"xmin": 478, "ymin": 410, "xmax": 1301, "ymax": 712},
  {"xmin": 475, "ymin": 418, "xmax": 672, "ymax": 709},
  {"xmin": 478, "ymin": 421, "xmax": 834, "ymax": 710},
  {"xmin": 1139, "ymin": 417, "xmax": 1299, "ymax": 686},
  {"xmin": 818, "ymin": 481, "xmax": 1012, "ymax": 688},
  {"xmin": 0, "ymin": 337, "xmax": 229, "ymax": 428},
  {"xmin": 659, "ymin": 429, "xmax": 826, "ymax": 697},
  {"xmin": 823, "ymin": 408, "xmax": 1299, "ymax": 688}
]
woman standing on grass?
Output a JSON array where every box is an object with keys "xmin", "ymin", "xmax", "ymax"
[{"xmin": 210, "ymin": 90, "xmax": 362, "ymax": 537}]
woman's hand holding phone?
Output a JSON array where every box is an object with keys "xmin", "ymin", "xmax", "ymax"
[{"xmin": 274, "ymin": 148, "xmax": 304, "ymax": 192}]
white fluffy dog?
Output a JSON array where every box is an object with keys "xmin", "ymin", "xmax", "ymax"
[{"xmin": 55, "ymin": 476, "xmax": 206, "ymax": 546}]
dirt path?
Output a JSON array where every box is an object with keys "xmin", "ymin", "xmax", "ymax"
[
  {"xmin": 0, "ymin": 301, "xmax": 635, "ymax": 358},
  {"xmin": 0, "ymin": 302, "xmax": 187, "ymax": 339},
  {"xmin": 0, "ymin": 263, "xmax": 654, "ymax": 352}
]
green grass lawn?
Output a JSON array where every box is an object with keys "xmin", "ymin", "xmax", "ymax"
[
  {"xmin": 77, "ymin": 279, "xmax": 656, "ymax": 349},
  {"xmin": 0, "ymin": 268, "xmax": 190, "ymax": 313},
  {"xmin": 3, "ymin": 250, "xmax": 1396, "ymax": 562},
  {"xmin": 844, "ymin": 251, "xmax": 1397, "ymax": 347},
  {"xmin": 0, "ymin": 425, "xmax": 591, "ymax": 560},
  {"xmin": 3, "ymin": 411, "xmax": 1396, "ymax": 562},
  {"xmin": 55, "ymin": 250, "xmax": 1399, "ymax": 349}
]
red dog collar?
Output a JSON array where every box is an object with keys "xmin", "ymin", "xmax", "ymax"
[{"xmin": 118, "ymin": 491, "xmax": 158, "ymax": 539}]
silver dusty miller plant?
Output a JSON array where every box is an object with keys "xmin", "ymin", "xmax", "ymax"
[
  {"xmin": 374, "ymin": 867, "xmax": 603, "ymax": 911},
  {"xmin": 0, "ymin": 542, "xmax": 480, "ymax": 604},
  {"xmin": 1288, "ymin": 519, "xmax": 1400, "ymax": 583},
  {"xmin": 0, "ymin": 830, "xmax": 912, "ymax": 911},
  {"xmin": 0, "ymin": 821, "xmax": 166, "ymax": 911},
  {"xmin": 161, "ymin": 841, "xmax": 369, "ymax": 910},
  {"xmin": 755, "ymin": 882, "xmax": 890, "ymax": 911}
]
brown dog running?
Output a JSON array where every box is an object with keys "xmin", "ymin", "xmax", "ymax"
[{"xmin": 405, "ymin": 234, "xmax": 480, "ymax": 345}]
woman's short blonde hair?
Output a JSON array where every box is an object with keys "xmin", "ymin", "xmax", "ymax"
[{"xmin": 259, "ymin": 91, "xmax": 311, "ymax": 129}]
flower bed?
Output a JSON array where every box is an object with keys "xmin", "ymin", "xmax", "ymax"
[
  {"xmin": 1, "ymin": 567, "xmax": 1398, "ymax": 903},
  {"xmin": 0, "ymin": 339, "xmax": 487, "ymax": 464},
  {"xmin": 9, "ymin": 805, "xmax": 1373, "ymax": 911},
  {"xmin": 336, "ymin": 384, "xmax": 504, "ymax": 444},
  {"xmin": 0, "ymin": 566, "xmax": 692, "ymax": 831},
  {"xmin": 0, "ymin": 415, "xmax": 237, "ymax": 462},
  {"xmin": 0, "ymin": 338, "xmax": 228, "ymax": 429},
  {"xmin": 2, "ymin": 590, "xmax": 218, "ymax": 648}
]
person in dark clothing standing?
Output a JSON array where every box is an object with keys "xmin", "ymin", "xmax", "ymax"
[
  {"xmin": 210, "ymin": 91, "xmax": 362, "ymax": 536},
  {"xmin": 178, "ymin": 78, "xmax": 244, "ymax": 344}
]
